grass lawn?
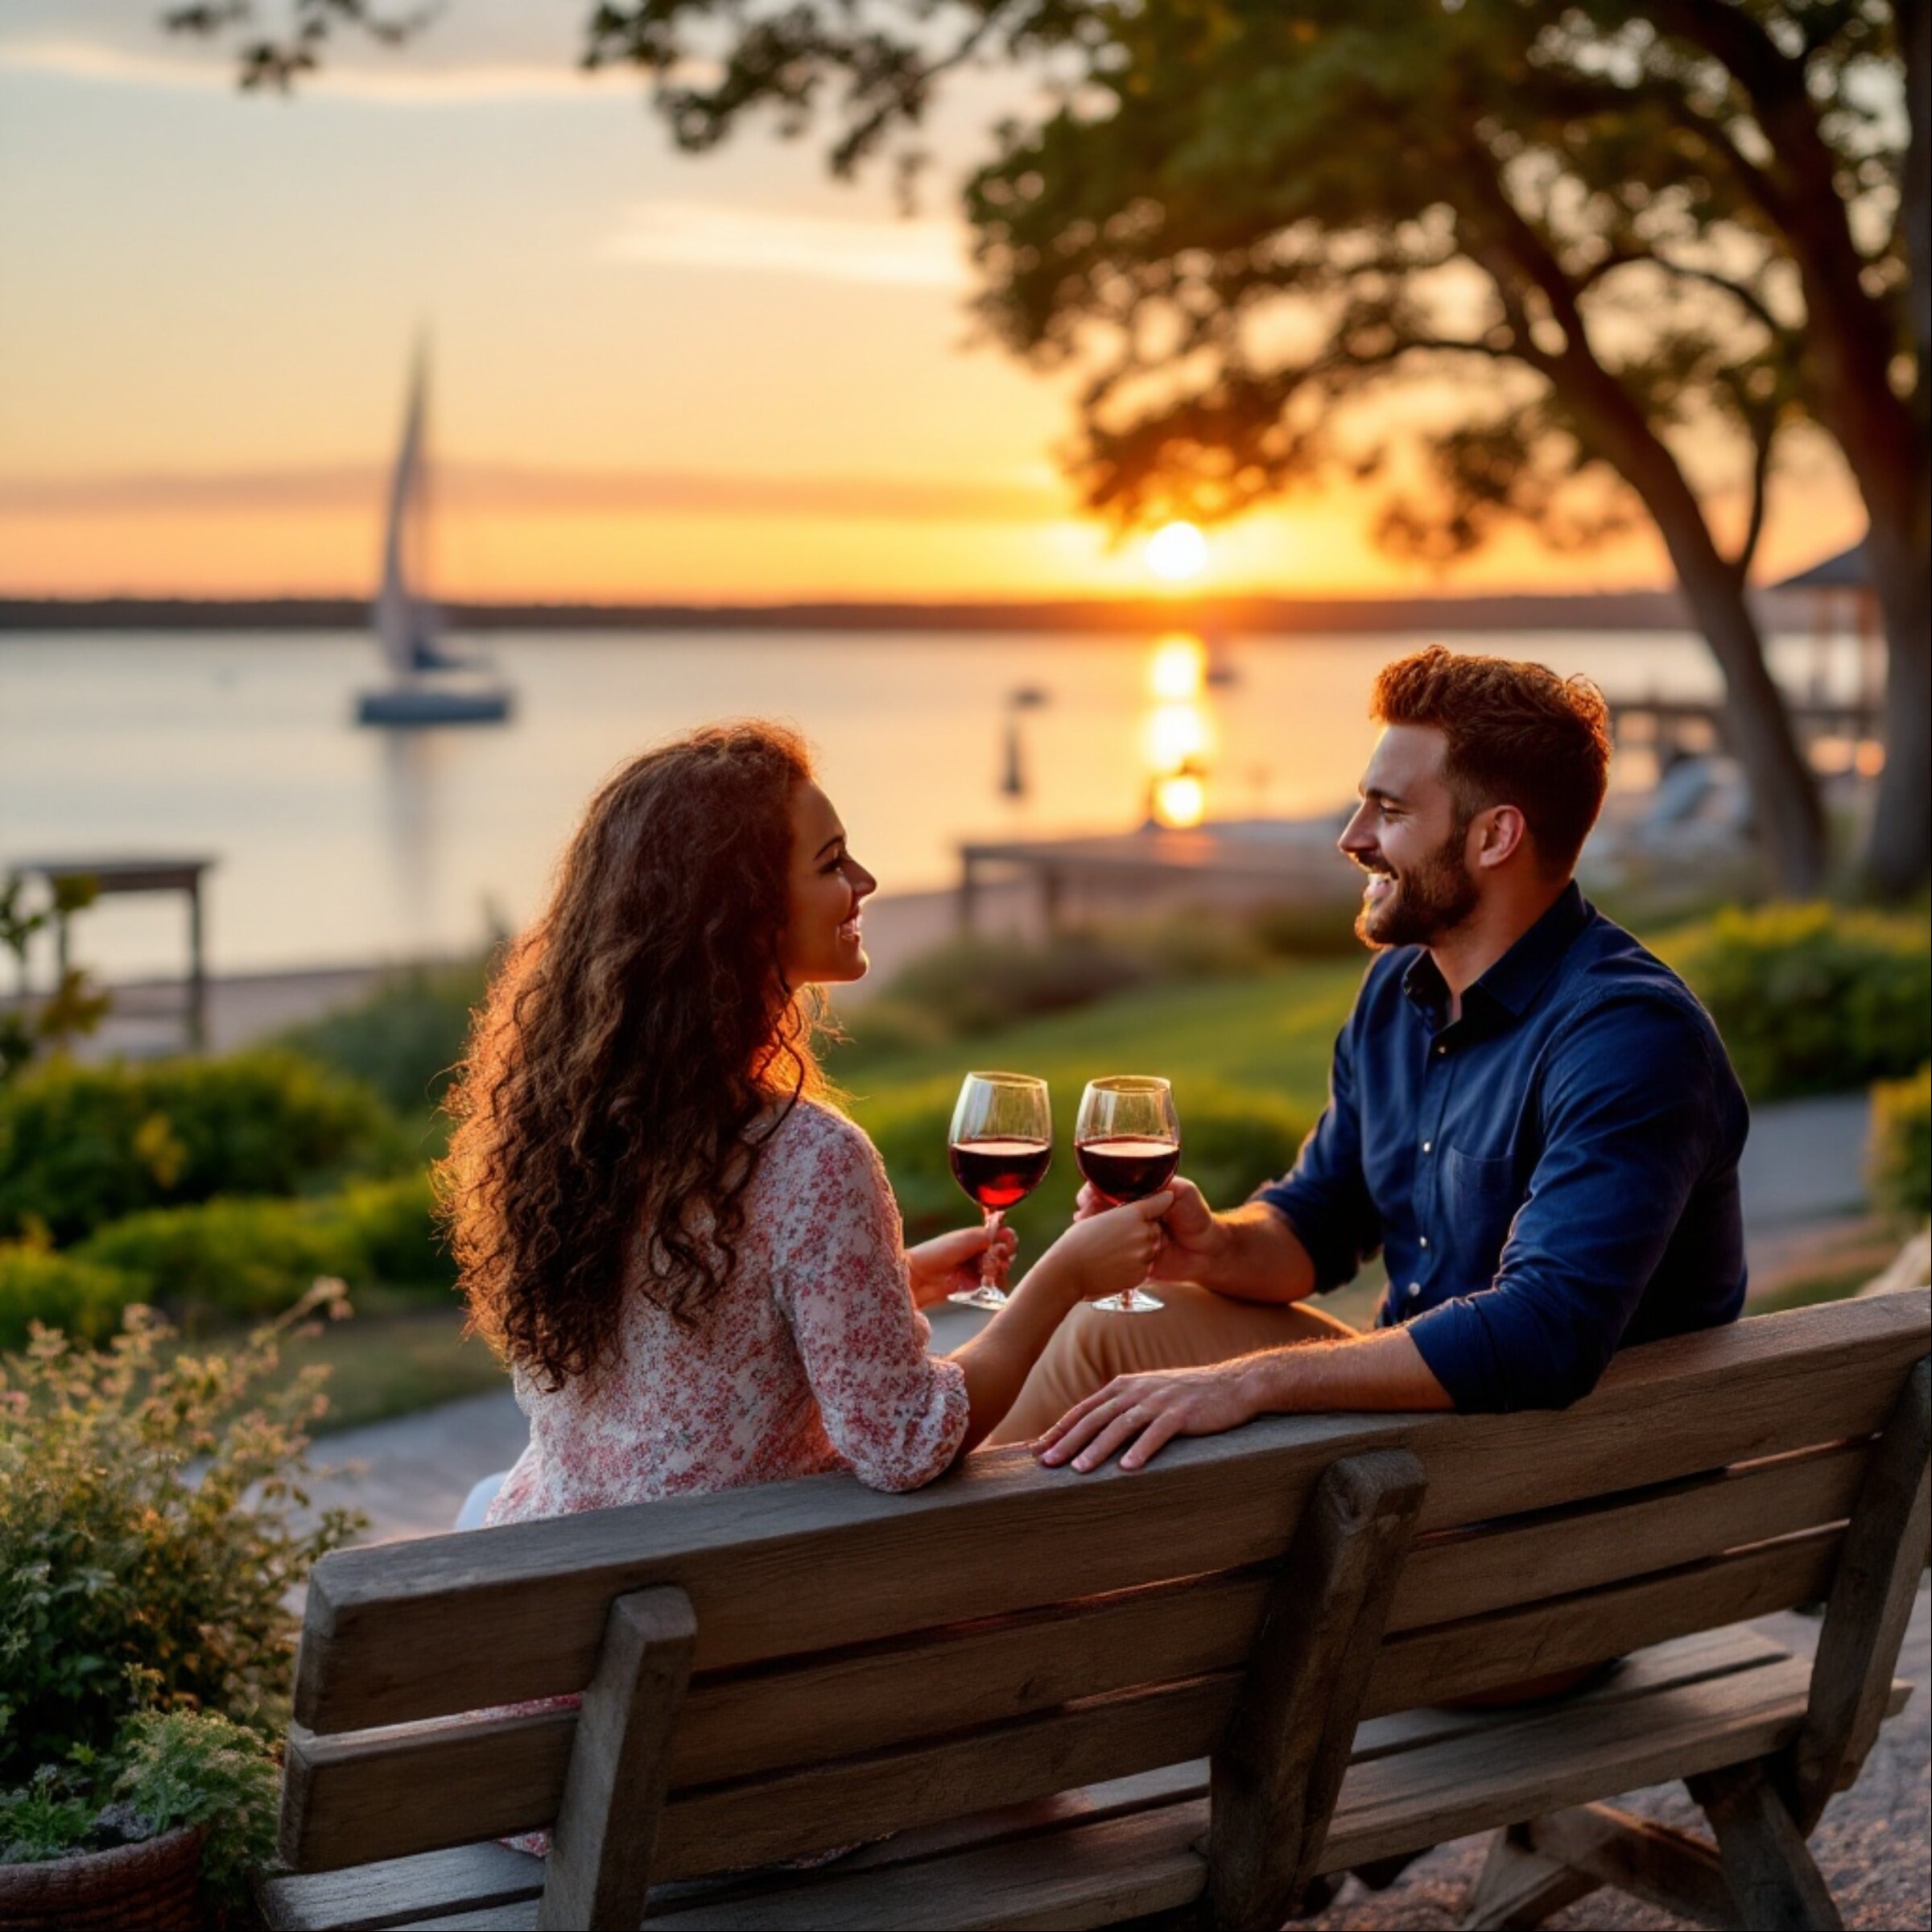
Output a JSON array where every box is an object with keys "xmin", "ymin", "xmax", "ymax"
[
  {"xmin": 266, "ymin": 1287, "xmax": 509, "ymax": 1436},
  {"xmin": 834, "ymin": 955, "xmax": 1364, "ymax": 1102}
]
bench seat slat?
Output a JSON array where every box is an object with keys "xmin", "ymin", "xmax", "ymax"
[
  {"xmin": 294, "ymin": 1297, "xmax": 1927, "ymax": 1735},
  {"xmin": 634, "ymin": 1670, "xmax": 1918, "ymax": 1930},
  {"xmin": 264, "ymin": 1627, "xmax": 1798, "ymax": 1931}
]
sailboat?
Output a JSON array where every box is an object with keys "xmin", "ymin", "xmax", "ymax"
[{"xmin": 356, "ymin": 349, "xmax": 513, "ymax": 727}]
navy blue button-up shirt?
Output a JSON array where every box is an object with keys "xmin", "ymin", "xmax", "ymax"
[{"xmin": 1257, "ymin": 883, "xmax": 1748, "ymax": 1412}]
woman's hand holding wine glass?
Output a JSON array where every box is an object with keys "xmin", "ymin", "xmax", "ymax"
[{"xmin": 947, "ymin": 1072, "xmax": 1053, "ymax": 1310}]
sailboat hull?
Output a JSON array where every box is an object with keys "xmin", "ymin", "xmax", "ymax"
[{"xmin": 356, "ymin": 686, "xmax": 513, "ymax": 727}]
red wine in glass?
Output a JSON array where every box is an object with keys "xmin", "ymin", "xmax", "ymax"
[
  {"xmin": 1075, "ymin": 1136, "xmax": 1180, "ymax": 1204},
  {"xmin": 947, "ymin": 1073, "xmax": 1052, "ymax": 1310},
  {"xmin": 950, "ymin": 1137, "xmax": 1054, "ymax": 1212},
  {"xmin": 1074, "ymin": 1077, "xmax": 1180, "ymax": 1313}
]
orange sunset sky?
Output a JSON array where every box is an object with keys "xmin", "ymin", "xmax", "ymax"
[{"xmin": 0, "ymin": 2, "xmax": 1871, "ymax": 605}]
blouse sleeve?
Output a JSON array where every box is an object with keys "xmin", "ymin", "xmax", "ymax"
[{"xmin": 766, "ymin": 1110, "xmax": 970, "ymax": 1492}]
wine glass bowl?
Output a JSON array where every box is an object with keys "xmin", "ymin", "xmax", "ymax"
[
  {"xmin": 1075, "ymin": 1076, "xmax": 1179, "ymax": 1314},
  {"xmin": 947, "ymin": 1072, "xmax": 1052, "ymax": 1310}
]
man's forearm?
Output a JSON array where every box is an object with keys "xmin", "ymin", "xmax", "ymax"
[
  {"xmin": 1236, "ymin": 1324, "xmax": 1454, "ymax": 1414},
  {"xmin": 1195, "ymin": 1201, "xmax": 1320, "ymax": 1305}
]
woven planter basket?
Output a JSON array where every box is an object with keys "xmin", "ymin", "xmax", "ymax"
[{"xmin": 0, "ymin": 1823, "xmax": 204, "ymax": 1930}]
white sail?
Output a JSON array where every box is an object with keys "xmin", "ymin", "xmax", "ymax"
[
  {"xmin": 373, "ymin": 348, "xmax": 441, "ymax": 677},
  {"xmin": 357, "ymin": 341, "xmax": 511, "ymax": 726}
]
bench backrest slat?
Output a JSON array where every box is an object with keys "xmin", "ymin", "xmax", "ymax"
[
  {"xmin": 280, "ymin": 1291, "xmax": 1930, "ymax": 1880},
  {"xmin": 295, "ymin": 1294, "xmax": 1923, "ymax": 1736},
  {"xmin": 279, "ymin": 1515, "xmax": 1848, "ymax": 1875}
]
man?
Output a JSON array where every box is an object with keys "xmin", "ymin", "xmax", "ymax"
[{"xmin": 1009, "ymin": 646, "xmax": 1749, "ymax": 1473}]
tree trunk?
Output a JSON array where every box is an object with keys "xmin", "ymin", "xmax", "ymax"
[
  {"xmin": 1692, "ymin": 0, "xmax": 1928, "ymax": 890},
  {"xmin": 1537, "ymin": 334, "xmax": 1831, "ymax": 896},
  {"xmin": 1862, "ymin": 526, "xmax": 1932, "ymax": 894},
  {"xmin": 1662, "ymin": 545, "xmax": 1829, "ymax": 898}
]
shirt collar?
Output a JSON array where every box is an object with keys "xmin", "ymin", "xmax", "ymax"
[{"xmin": 1401, "ymin": 880, "xmax": 1592, "ymax": 1029}]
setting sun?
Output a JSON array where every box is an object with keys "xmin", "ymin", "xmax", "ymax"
[{"xmin": 1145, "ymin": 521, "xmax": 1208, "ymax": 582}]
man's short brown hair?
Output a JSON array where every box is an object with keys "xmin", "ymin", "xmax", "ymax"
[{"xmin": 1371, "ymin": 646, "xmax": 1612, "ymax": 875}]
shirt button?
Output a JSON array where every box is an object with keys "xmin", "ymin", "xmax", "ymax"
[
  {"xmin": 1407, "ymin": 1282, "xmax": 1422, "ymax": 1298},
  {"xmin": 1435, "ymin": 1043, "xmax": 1447, "ymax": 1057},
  {"xmin": 1422, "ymin": 1140, "xmax": 1432, "ymax": 1153},
  {"xmin": 1419, "ymin": 1236, "xmax": 1430, "ymax": 1249}
]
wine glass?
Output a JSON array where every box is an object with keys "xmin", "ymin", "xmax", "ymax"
[
  {"xmin": 1074, "ymin": 1076, "xmax": 1180, "ymax": 1314},
  {"xmin": 947, "ymin": 1072, "xmax": 1053, "ymax": 1310}
]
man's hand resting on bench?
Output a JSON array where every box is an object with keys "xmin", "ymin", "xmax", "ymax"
[{"xmin": 1036, "ymin": 1326, "xmax": 1454, "ymax": 1472}]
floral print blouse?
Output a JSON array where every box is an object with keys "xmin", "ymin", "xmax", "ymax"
[{"xmin": 483, "ymin": 1098, "xmax": 970, "ymax": 1527}]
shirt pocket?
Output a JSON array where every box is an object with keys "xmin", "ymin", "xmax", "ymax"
[{"xmin": 1439, "ymin": 1146, "xmax": 1519, "ymax": 1268}]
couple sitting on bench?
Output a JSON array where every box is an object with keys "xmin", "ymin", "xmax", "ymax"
[{"xmin": 447, "ymin": 648, "xmax": 1747, "ymax": 1583}]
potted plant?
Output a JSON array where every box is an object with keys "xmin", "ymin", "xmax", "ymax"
[
  {"xmin": 0, "ymin": 1707, "xmax": 277, "ymax": 1930},
  {"xmin": 0, "ymin": 1283, "xmax": 365, "ymax": 1926}
]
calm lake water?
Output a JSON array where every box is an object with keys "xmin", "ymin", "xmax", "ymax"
[{"xmin": 0, "ymin": 626, "xmax": 1851, "ymax": 981}]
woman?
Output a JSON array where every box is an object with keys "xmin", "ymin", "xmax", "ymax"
[{"xmin": 442, "ymin": 720, "xmax": 1166, "ymax": 1528}]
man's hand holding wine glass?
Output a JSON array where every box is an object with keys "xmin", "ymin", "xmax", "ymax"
[{"xmin": 1072, "ymin": 1173, "xmax": 1225, "ymax": 1285}]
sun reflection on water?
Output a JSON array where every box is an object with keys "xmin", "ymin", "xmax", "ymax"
[{"xmin": 1144, "ymin": 633, "xmax": 1214, "ymax": 827}]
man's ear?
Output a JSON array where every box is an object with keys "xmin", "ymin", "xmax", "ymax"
[{"xmin": 1472, "ymin": 804, "xmax": 1528, "ymax": 870}]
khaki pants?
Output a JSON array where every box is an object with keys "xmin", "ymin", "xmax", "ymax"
[{"xmin": 986, "ymin": 1282, "xmax": 1355, "ymax": 1447}]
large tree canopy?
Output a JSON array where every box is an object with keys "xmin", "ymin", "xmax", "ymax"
[{"xmin": 175, "ymin": 0, "xmax": 1929, "ymax": 891}]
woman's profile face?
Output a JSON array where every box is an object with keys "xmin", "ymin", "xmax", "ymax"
[{"xmin": 782, "ymin": 780, "xmax": 877, "ymax": 988}]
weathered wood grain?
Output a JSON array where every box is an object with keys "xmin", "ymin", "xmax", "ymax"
[
  {"xmin": 1389, "ymin": 1439, "xmax": 1868, "ymax": 1633},
  {"xmin": 1785, "ymin": 1355, "xmax": 1931, "ymax": 1831},
  {"xmin": 293, "ymin": 1293, "xmax": 1928, "ymax": 1734},
  {"xmin": 537, "ymin": 1587, "xmax": 694, "ymax": 1931},
  {"xmin": 1364, "ymin": 1525, "xmax": 1843, "ymax": 1717},
  {"xmin": 278, "ymin": 1533, "xmax": 1834, "ymax": 1873},
  {"xmin": 262, "ymin": 1630, "xmax": 1801, "ymax": 1930},
  {"xmin": 257, "ymin": 1844, "xmax": 542, "ymax": 1932},
  {"xmin": 1525, "ymin": 1802, "xmax": 1735, "ymax": 1927},
  {"xmin": 1462, "ymin": 1827, "xmax": 1600, "ymax": 1930},
  {"xmin": 1208, "ymin": 1450, "xmax": 1426, "ymax": 1932},
  {"xmin": 1688, "ymin": 1760, "xmax": 1844, "ymax": 1932},
  {"xmin": 1321, "ymin": 1656, "xmax": 1820, "ymax": 1874}
]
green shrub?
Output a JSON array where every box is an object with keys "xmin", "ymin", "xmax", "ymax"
[
  {"xmin": 1246, "ymin": 897, "xmax": 1364, "ymax": 960},
  {"xmin": 885, "ymin": 931, "xmax": 1156, "ymax": 1037},
  {"xmin": 0, "ymin": 1297, "xmax": 362, "ymax": 1783},
  {"xmin": 1662, "ymin": 903, "xmax": 1930, "ymax": 1100},
  {"xmin": 0, "ymin": 1049, "xmax": 407, "ymax": 1246},
  {"xmin": 71, "ymin": 1176, "xmax": 452, "ymax": 1331},
  {"xmin": 74, "ymin": 1198, "xmax": 357, "ymax": 1330},
  {"xmin": 332, "ymin": 1171, "xmax": 453, "ymax": 1292},
  {"xmin": 274, "ymin": 959, "xmax": 488, "ymax": 1115},
  {"xmin": 852, "ymin": 1079, "xmax": 963, "ymax": 1243},
  {"xmin": 0, "ymin": 1245, "xmax": 130, "ymax": 1351},
  {"xmin": 1869, "ymin": 1063, "xmax": 1931, "ymax": 1224}
]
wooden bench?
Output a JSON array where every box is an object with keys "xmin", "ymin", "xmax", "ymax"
[{"xmin": 262, "ymin": 1288, "xmax": 1929, "ymax": 1932}]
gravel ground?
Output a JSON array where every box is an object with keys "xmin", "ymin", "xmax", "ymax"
[{"xmin": 1301, "ymin": 1581, "xmax": 1930, "ymax": 1932}]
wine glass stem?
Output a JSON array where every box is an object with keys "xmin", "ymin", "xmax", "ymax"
[{"xmin": 981, "ymin": 1208, "xmax": 1005, "ymax": 1291}]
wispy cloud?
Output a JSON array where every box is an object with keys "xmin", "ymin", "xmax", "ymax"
[
  {"xmin": 0, "ymin": 463, "xmax": 1062, "ymax": 523},
  {"xmin": 0, "ymin": 35, "xmax": 638, "ymax": 103},
  {"xmin": 601, "ymin": 200, "xmax": 972, "ymax": 287}
]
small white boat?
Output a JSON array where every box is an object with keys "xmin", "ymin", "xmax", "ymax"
[{"xmin": 357, "ymin": 348, "xmax": 511, "ymax": 728}]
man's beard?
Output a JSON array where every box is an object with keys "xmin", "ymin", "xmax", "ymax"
[{"xmin": 1354, "ymin": 824, "xmax": 1480, "ymax": 950}]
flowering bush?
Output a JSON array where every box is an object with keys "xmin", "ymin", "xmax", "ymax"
[{"xmin": 0, "ymin": 1288, "xmax": 365, "ymax": 1780}]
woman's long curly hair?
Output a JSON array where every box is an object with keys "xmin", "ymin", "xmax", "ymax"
[{"xmin": 439, "ymin": 721, "xmax": 829, "ymax": 1391}]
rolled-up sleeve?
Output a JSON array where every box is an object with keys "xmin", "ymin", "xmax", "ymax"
[
  {"xmin": 1405, "ymin": 995, "xmax": 1730, "ymax": 1413},
  {"xmin": 771, "ymin": 1119, "xmax": 969, "ymax": 1491},
  {"xmin": 1254, "ymin": 1013, "xmax": 1383, "ymax": 1292}
]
